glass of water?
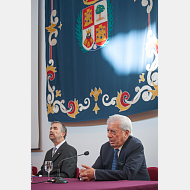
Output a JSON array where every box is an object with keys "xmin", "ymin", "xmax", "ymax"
[{"xmin": 45, "ymin": 161, "xmax": 53, "ymax": 181}]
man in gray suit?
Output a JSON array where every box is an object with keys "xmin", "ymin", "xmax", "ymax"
[
  {"xmin": 79, "ymin": 114, "xmax": 150, "ymax": 181},
  {"xmin": 36, "ymin": 121, "xmax": 77, "ymax": 178}
]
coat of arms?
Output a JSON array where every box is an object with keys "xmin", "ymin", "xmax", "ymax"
[{"xmin": 76, "ymin": 0, "xmax": 113, "ymax": 52}]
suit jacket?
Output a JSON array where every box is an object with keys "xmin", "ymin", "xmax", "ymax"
[
  {"xmin": 92, "ymin": 136, "xmax": 150, "ymax": 181},
  {"xmin": 37, "ymin": 141, "xmax": 77, "ymax": 178}
]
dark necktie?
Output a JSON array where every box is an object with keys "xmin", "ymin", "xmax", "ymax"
[{"xmin": 111, "ymin": 149, "xmax": 119, "ymax": 170}]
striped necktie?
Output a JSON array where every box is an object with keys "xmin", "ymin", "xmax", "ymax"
[
  {"xmin": 111, "ymin": 149, "xmax": 119, "ymax": 170},
  {"xmin": 52, "ymin": 147, "xmax": 57, "ymax": 157}
]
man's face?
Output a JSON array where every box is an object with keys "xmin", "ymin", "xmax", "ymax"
[
  {"xmin": 49, "ymin": 123, "xmax": 65, "ymax": 143},
  {"xmin": 107, "ymin": 121, "xmax": 129, "ymax": 149}
]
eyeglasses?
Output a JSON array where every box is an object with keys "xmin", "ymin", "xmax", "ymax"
[
  {"xmin": 107, "ymin": 129, "xmax": 126, "ymax": 135},
  {"xmin": 107, "ymin": 129, "xmax": 118, "ymax": 135}
]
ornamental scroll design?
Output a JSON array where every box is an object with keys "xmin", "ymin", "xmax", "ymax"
[{"xmin": 102, "ymin": 29, "xmax": 158, "ymax": 110}]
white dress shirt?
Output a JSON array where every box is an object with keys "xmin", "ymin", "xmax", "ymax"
[{"xmin": 52, "ymin": 140, "xmax": 65, "ymax": 157}]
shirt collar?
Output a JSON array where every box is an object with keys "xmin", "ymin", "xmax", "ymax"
[
  {"xmin": 54, "ymin": 140, "xmax": 65, "ymax": 150},
  {"xmin": 114, "ymin": 145, "xmax": 123, "ymax": 157}
]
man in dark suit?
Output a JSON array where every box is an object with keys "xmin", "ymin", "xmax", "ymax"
[
  {"xmin": 79, "ymin": 114, "xmax": 150, "ymax": 181},
  {"xmin": 36, "ymin": 121, "xmax": 77, "ymax": 178}
]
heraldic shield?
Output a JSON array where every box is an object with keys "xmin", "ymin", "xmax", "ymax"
[{"xmin": 82, "ymin": 0, "xmax": 108, "ymax": 51}]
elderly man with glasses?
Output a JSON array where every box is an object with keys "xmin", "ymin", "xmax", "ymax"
[{"xmin": 79, "ymin": 114, "xmax": 150, "ymax": 181}]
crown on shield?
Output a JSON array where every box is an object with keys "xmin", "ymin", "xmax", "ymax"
[{"xmin": 86, "ymin": 29, "xmax": 91, "ymax": 34}]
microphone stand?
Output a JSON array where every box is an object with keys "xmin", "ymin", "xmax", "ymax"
[
  {"xmin": 53, "ymin": 168, "xmax": 68, "ymax": 183},
  {"xmin": 53, "ymin": 152, "xmax": 89, "ymax": 183}
]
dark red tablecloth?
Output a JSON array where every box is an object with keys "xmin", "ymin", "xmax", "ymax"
[{"xmin": 31, "ymin": 177, "xmax": 158, "ymax": 190}]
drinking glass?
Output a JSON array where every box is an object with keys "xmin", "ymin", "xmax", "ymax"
[{"xmin": 45, "ymin": 161, "xmax": 53, "ymax": 181}]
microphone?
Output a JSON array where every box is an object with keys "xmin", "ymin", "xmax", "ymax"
[
  {"xmin": 84, "ymin": 151, "xmax": 89, "ymax": 155},
  {"xmin": 53, "ymin": 151, "xmax": 89, "ymax": 183}
]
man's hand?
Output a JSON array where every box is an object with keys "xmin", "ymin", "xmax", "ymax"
[{"xmin": 79, "ymin": 164, "xmax": 95, "ymax": 181}]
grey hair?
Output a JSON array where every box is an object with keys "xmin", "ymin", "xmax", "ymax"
[
  {"xmin": 51, "ymin": 121, "xmax": 67, "ymax": 139},
  {"xmin": 107, "ymin": 114, "xmax": 133, "ymax": 135}
]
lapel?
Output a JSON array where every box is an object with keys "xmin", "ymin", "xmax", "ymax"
[
  {"xmin": 105, "ymin": 143, "xmax": 116, "ymax": 169},
  {"xmin": 118, "ymin": 136, "xmax": 132, "ymax": 160},
  {"xmin": 52, "ymin": 141, "xmax": 67, "ymax": 162},
  {"xmin": 114, "ymin": 136, "xmax": 132, "ymax": 169}
]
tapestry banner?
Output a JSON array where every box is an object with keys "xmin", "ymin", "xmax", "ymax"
[{"xmin": 45, "ymin": 0, "xmax": 158, "ymax": 122}]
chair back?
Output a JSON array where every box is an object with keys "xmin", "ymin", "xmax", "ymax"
[
  {"xmin": 32, "ymin": 166, "xmax": 38, "ymax": 175},
  {"xmin": 147, "ymin": 167, "xmax": 158, "ymax": 181},
  {"xmin": 75, "ymin": 167, "xmax": 79, "ymax": 178}
]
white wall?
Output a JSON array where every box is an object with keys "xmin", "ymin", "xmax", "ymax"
[
  {"xmin": 31, "ymin": 0, "xmax": 158, "ymax": 172},
  {"xmin": 31, "ymin": 119, "xmax": 158, "ymax": 171}
]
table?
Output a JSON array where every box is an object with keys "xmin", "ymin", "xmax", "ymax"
[{"xmin": 31, "ymin": 177, "xmax": 158, "ymax": 190}]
